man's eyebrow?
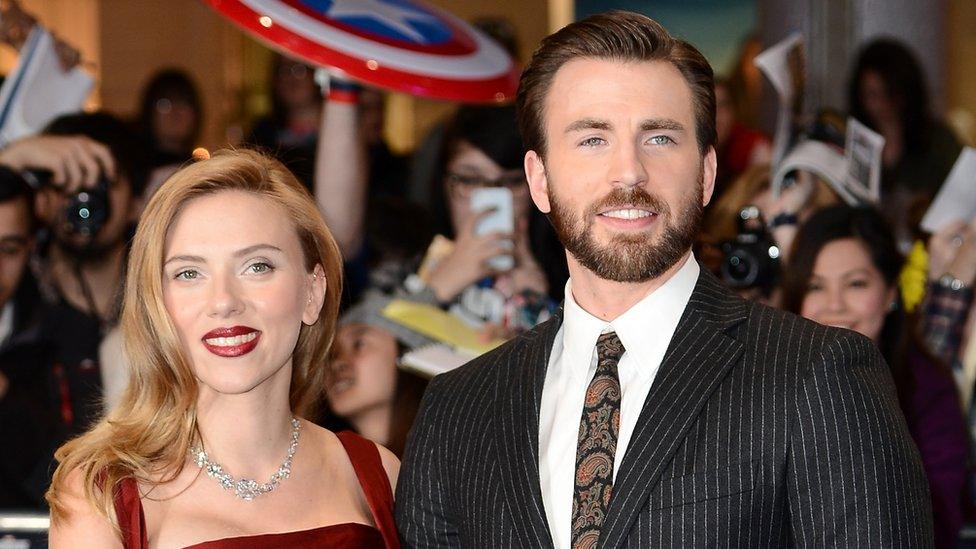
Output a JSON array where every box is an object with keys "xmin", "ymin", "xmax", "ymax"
[
  {"xmin": 639, "ymin": 118, "xmax": 685, "ymax": 132},
  {"xmin": 163, "ymin": 244, "xmax": 284, "ymax": 266},
  {"xmin": 565, "ymin": 118, "xmax": 612, "ymax": 133},
  {"xmin": 563, "ymin": 118, "xmax": 686, "ymax": 133}
]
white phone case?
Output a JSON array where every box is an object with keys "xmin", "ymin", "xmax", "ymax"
[{"xmin": 470, "ymin": 187, "xmax": 515, "ymax": 271}]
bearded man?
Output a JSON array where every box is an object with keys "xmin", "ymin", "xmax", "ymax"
[{"xmin": 395, "ymin": 11, "xmax": 932, "ymax": 548}]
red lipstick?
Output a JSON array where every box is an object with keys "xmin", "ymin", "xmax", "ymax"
[{"xmin": 201, "ymin": 326, "xmax": 261, "ymax": 357}]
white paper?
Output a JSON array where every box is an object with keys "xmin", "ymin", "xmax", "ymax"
[
  {"xmin": 754, "ymin": 32, "xmax": 804, "ymax": 167},
  {"xmin": 0, "ymin": 28, "xmax": 93, "ymax": 145},
  {"xmin": 753, "ymin": 33, "xmax": 803, "ymax": 98},
  {"xmin": 771, "ymin": 140, "xmax": 859, "ymax": 206},
  {"xmin": 844, "ymin": 117, "xmax": 884, "ymax": 203},
  {"xmin": 400, "ymin": 343, "xmax": 475, "ymax": 378},
  {"xmin": 920, "ymin": 147, "xmax": 976, "ymax": 232}
]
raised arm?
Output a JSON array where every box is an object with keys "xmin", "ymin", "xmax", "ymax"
[
  {"xmin": 314, "ymin": 76, "xmax": 368, "ymax": 257},
  {"xmin": 921, "ymin": 219, "xmax": 976, "ymax": 366}
]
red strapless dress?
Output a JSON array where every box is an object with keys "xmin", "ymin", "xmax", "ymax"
[{"xmin": 112, "ymin": 431, "xmax": 399, "ymax": 548}]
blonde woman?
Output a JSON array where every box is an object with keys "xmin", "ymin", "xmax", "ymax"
[{"xmin": 46, "ymin": 150, "xmax": 400, "ymax": 548}]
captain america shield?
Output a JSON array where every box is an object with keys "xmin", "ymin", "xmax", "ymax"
[{"xmin": 204, "ymin": 0, "xmax": 520, "ymax": 103}]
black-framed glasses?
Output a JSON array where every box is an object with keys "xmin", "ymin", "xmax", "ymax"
[{"xmin": 446, "ymin": 171, "xmax": 528, "ymax": 198}]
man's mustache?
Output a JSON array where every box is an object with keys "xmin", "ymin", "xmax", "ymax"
[{"xmin": 585, "ymin": 187, "xmax": 670, "ymax": 218}]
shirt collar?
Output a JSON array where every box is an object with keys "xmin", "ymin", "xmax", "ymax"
[{"xmin": 561, "ymin": 254, "xmax": 700, "ymax": 375}]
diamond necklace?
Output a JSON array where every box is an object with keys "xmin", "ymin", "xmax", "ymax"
[{"xmin": 190, "ymin": 418, "xmax": 301, "ymax": 501}]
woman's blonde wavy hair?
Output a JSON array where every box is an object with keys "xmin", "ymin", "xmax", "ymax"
[{"xmin": 45, "ymin": 149, "xmax": 343, "ymax": 526}]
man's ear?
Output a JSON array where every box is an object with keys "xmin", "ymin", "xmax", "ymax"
[
  {"xmin": 525, "ymin": 150, "xmax": 551, "ymax": 214},
  {"xmin": 701, "ymin": 146, "xmax": 717, "ymax": 207}
]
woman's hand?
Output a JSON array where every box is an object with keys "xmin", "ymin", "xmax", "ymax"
[
  {"xmin": 929, "ymin": 219, "xmax": 976, "ymax": 285},
  {"xmin": 426, "ymin": 208, "xmax": 513, "ymax": 303},
  {"xmin": 760, "ymin": 170, "xmax": 815, "ymax": 222}
]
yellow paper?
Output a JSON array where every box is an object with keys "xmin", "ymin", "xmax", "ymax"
[{"xmin": 382, "ymin": 299, "xmax": 504, "ymax": 355}]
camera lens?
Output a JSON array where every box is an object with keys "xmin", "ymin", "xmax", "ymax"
[
  {"xmin": 718, "ymin": 205, "xmax": 783, "ymax": 293},
  {"xmin": 721, "ymin": 247, "xmax": 759, "ymax": 287},
  {"xmin": 65, "ymin": 180, "xmax": 111, "ymax": 237}
]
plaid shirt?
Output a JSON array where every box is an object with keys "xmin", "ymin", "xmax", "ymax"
[{"xmin": 921, "ymin": 281, "xmax": 974, "ymax": 368}]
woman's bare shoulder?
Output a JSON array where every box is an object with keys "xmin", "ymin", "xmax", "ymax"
[
  {"xmin": 306, "ymin": 423, "xmax": 400, "ymax": 493},
  {"xmin": 375, "ymin": 443, "xmax": 400, "ymax": 493},
  {"xmin": 48, "ymin": 468, "xmax": 122, "ymax": 549}
]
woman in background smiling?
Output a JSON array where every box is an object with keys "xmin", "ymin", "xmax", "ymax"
[{"xmin": 782, "ymin": 204, "xmax": 968, "ymax": 548}]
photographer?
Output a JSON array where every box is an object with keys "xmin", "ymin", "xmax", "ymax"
[
  {"xmin": 316, "ymin": 93, "xmax": 554, "ymax": 337},
  {"xmin": 11, "ymin": 113, "xmax": 148, "ymax": 446}
]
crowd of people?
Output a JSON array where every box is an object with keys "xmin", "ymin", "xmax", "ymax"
[{"xmin": 0, "ymin": 4, "xmax": 971, "ymax": 548}]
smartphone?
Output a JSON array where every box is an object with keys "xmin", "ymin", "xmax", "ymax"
[{"xmin": 470, "ymin": 187, "xmax": 515, "ymax": 271}]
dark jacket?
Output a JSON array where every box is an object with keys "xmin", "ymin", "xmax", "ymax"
[
  {"xmin": 396, "ymin": 268, "xmax": 933, "ymax": 547},
  {"xmin": 0, "ymin": 274, "xmax": 57, "ymax": 509}
]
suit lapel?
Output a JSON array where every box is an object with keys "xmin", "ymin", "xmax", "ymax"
[
  {"xmin": 495, "ymin": 308, "xmax": 562, "ymax": 548},
  {"xmin": 600, "ymin": 270, "xmax": 748, "ymax": 548}
]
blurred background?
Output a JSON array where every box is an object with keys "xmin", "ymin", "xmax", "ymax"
[
  {"xmin": 2, "ymin": 1, "xmax": 976, "ymax": 546},
  {"xmin": 11, "ymin": 0, "xmax": 973, "ymax": 155}
]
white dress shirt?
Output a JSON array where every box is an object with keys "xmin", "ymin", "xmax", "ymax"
[{"xmin": 539, "ymin": 254, "xmax": 700, "ymax": 548}]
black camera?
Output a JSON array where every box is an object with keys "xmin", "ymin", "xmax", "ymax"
[
  {"xmin": 64, "ymin": 180, "xmax": 111, "ymax": 236},
  {"xmin": 22, "ymin": 169, "xmax": 112, "ymax": 237},
  {"xmin": 719, "ymin": 206, "xmax": 781, "ymax": 292}
]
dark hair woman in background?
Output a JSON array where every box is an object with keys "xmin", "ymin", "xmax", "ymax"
[
  {"xmin": 324, "ymin": 293, "xmax": 428, "ymax": 458},
  {"xmin": 782, "ymin": 204, "xmax": 969, "ymax": 548},
  {"xmin": 317, "ymin": 101, "xmax": 558, "ymax": 336},
  {"xmin": 136, "ymin": 69, "xmax": 202, "ymax": 168},
  {"xmin": 848, "ymin": 39, "xmax": 962, "ymax": 248},
  {"xmin": 248, "ymin": 54, "xmax": 322, "ymax": 191}
]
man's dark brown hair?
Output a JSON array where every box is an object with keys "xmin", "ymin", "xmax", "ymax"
[{"xmin": 516, "ymin": 10, "xmax": 716, "ymax": 157}]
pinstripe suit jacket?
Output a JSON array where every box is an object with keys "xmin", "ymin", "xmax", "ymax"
[{"xmin": 395, "ymin": 268, "xmax": 933, "ymax": 548}]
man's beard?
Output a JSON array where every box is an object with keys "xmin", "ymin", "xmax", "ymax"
[{"xmin": 547, "ymin": 171, "xmax": 704, "ymax": 283}]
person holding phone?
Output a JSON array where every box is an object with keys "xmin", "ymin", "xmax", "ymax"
[
  {"xmin": 412, "ymin": 105, "xmax": 553, "ymax": 335},
  {"xmin": 317, "ymin": 98, "xmax": 555, "ymax": 337}
]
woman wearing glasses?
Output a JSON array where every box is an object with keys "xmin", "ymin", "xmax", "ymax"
[
  {"xmin": 416, "ymin": 105, "xmax": 554, "ymax": 335},
  {"xmin": 318, "ymin": 98, "xmax": 555, "ymax": 337}
]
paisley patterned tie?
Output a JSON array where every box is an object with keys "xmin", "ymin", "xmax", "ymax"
[{"xmin": 571, "ymin": 331, "xmax": 625, "ymax": 549}]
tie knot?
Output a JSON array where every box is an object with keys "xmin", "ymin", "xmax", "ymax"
[{"xmin": 596, "ymin": 331, "xmax": 625, "ymax": 364}]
